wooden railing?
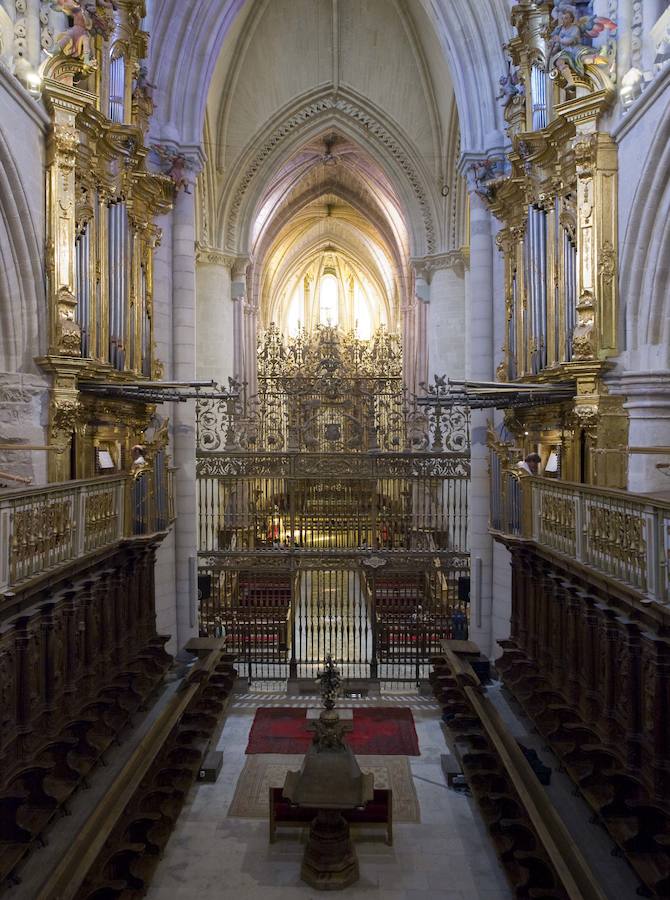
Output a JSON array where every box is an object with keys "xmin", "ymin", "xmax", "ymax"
[
  {"xmin": 0, "ymin": 460, "xmax": 176, "ymax": 594},
  {"xmin": 490, "ymin": 473, "xmax": 670, "ymax": 604}
]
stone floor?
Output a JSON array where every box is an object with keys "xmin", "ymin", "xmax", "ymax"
[{"xmin": 147, "ymin": 692, "xmax": 512, "ymax": 900}]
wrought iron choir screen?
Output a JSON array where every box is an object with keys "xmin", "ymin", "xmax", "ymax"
[{"xmin": 196, "ymin": 325, "xmax": 470, "ymax": 685}]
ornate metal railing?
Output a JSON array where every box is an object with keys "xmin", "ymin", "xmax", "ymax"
[
  {"xmin": 490, "ymin": 474, "xmax": 670, "ymax": 605},
  {"xmin": 0, "ymin": 460, "xmax": 177, "ymax": 594}
]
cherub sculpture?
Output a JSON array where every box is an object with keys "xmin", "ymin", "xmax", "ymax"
[
  {"xmin": 133, "ymin": 64, "xmax": 156, "ymax": 101},
  {"xmin": 51, "ymin": 0, "xmax": 117, "ymax": 61},
  {"xmin": 468, "ymin": 157, "xmax": 501, "ymax": 200},
  {"xmin": 549, "ymin": 1, "xmax": 616, "ymax": 79},
  {"xmin": 497, "ymin": 63, "xmax": 524, "ymax": 107},
  {"xmin": 51, "ymin": 0, "xmax": 93, "ymax": 61},
  {"xmin": 87, "ymin": 0, "xmax": 117, "ymax": 42},
  {"xmin": 151, "ymin": 145, "xmax": 193, "ymax": 193}
]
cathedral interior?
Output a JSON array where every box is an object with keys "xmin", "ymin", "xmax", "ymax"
[{"xmin": 1, "ymin": 0, "xmax": 670, "ymax": 897}]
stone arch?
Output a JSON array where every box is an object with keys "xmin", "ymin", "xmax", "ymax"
[
  {"xmin": 249, "ymin": 181, "xmax": 408, "ymax": 312},
  {"xmin": 216, "ymin": 88, "xmax": 441, "ymax": 259},
  {"xmin": 0, "ymin": 127, "xmax": 44, "ymax": 373},
  {"xmin": 148, "ymin": 0, "xmax": 509, "ymax": 157},
  {"xmin": 620, "ymin": 109, "xmax": 670, "ymax": 369}
]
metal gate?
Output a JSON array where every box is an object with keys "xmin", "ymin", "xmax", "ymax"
[
  {"xmin": 196, "ymin": 325, "xmax": 470, "ymax": 685},
  {"xmin": 197, "ymin": 551, "xmax": 470, "ymax": 686}
]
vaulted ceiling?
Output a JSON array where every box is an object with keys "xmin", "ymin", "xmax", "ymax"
[{"xmin": 149, "ymin": 0, "xmax": 511, "ymax": 329}]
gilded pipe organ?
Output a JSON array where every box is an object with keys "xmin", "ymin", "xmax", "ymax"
[
  {"xmin": 484, "ymin": 0, "xmax": 627, "ymax": 488},
  {"xmin": 37, "ymin": 1, "xmax": 173, "ymax": 483}
]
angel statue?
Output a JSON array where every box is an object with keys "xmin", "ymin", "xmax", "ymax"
[
  {"xmin": 50, "ymin": 0, "xmax": 117, "ymax": 61},
  {"xmin": 549, "ymin": 1, "xmax": 617, "ymax": 79},
  {"xmin": 51, "ymin": 1, "xmax": 93, "ymax": 61},
  {"xmin": 133, "ymin": 64, "xmax": 156, "ymax": 101},
  {"xmin": 497, "ymin": 63, "xmax": 524, "ymax": 107},
  {"xmin": 151, "ymin": 145, "xmax": 193, "ymax": 193},
  {"xmin": 468, "ymin": 157, "xmax": 501, "ymax": 201}
]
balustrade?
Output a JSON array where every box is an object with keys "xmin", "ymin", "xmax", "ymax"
[
  {"xmin": 489, "ymin": 473, "xmax": 670, "ymax": 604},
  {"xmin": 0, "ymin": 460, "xmax": 176, "ymax": 594}
]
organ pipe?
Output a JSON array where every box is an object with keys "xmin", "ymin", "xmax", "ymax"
[
  {"xmin": 75, "ymin": 225, "xmax": 90, "ymax": 357},
  {"xmin": 109, "ymin": 54, "xmax": 125, "ymax": 123},
  {"xmin": 564, "ymin": 231, "xmax": 577, "ymax": 361},
  {"xmin": 530, "ymin": 65, "xmax": 547, "ymax": 131}
]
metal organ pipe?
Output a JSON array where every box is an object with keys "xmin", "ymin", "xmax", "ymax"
[
  {"xmin": 109, "ymin": 55, "xmax": 125, "ymax": 124},
  {"xmin": 526, "ymin": 205, "xmax": 548, "ymax": 374},
  {"xmin": 119, "ymin": 202, "xmax": 127, "ymax": 371},
  {"xmin": 75, "ymin": 226, "xmax": 90, "ymax": 357},
  {"xmin": 523, "ymin": 224, "xmax": 531, "ymax": 376},
  {"xmin": 115, "ymin": 202, "xmax": 121, "ymax": 368},
  {"xmin": 554, "ymin": 200, "xmax": 561, "ymax": 364},
  {"xmin": 509, "ymin": 272, "xmax": 517, "ymax": 380},
  {"xmin": 531, "ymin": 66, "xmax": 547, "ymax": 130},
  {"xmin": 564, "ymin": 231, "xmax": 577, "ymax": 361},
  {"xmin": 108, "ymin": 203, "xmax": 115, "ymax": 366},
  {"xmin": 538, "ymin": 207, "xmax": 548, "ymax": 371}
]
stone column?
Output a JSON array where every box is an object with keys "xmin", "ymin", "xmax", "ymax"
[
  {"xmin": 171, "ymin": 187, "xmax": 198, "ymax": 650},
  {"xmin": 422, "ymin": 252, "xmax": 467, "ymax": 380},
  {"xmin": 413, "ymin": 273, "xmax": 429, "ymax": 393},
  {"xmin": 619, "ymin": 372, "xmax": 670, "ymax": 493},
  {"xmin": 244, "ymin": 301, "xmax": 258, "ymax": 397},
  {"xmin": 152, "ymin": 205, "xmax": 177, "ymax": 652},
  {"xmin": 231, "ymin": 260, "xmax": 249, "ymax": 385},
  {"xmin": 466, "ymin": 192, "xmax": 496, "ymax": 657},
  {"xmin": 195, "ymin": 248, "xmax": 235, "ymax": 386}
]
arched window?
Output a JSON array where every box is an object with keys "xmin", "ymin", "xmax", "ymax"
[{"xmin": 319, "ymin": 273, "xmax": 338, "ymax": 326}]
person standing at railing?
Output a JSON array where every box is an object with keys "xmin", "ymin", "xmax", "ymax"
[
  {"xmin": 131, "ymin": 444, "xmax": 147, "ymax": 470},
  {"xmin": 517, "ymin": 453, "xmax": 541, "ymax": 475},
  {"xmin": 130, "ymin": 445, "xmax": 149, "ymax": 534}
]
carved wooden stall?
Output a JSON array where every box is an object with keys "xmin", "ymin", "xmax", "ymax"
[
  {"xmin": 0, "ymin": 539, "xmax": 171, "ymax": 889},
  {"xmin": 0, "ymin": 442, "xmax": 177, "ymax": 890},
  {"xmin": 492, "ymin": 476, "xmax": 670, "ymax": 897},
  {"xmin": 431, "ymin": 648, "xmax": 606, "ymax": 900},
  {"xmin": 197, "ymin": 325, "xmax": 471, "ymax": 685}
]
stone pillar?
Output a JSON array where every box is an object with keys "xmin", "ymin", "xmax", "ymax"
[
  {"xmin": 401, "ymin": 297, "xmax": 415, "ymax": 392},
  {"xmin": 466, "ymin": 193, "xmax": 496, "ymax": 657},
  {"xmin": 244, "ymin": 301, "xmax": 258, "ymax": 397},
  {"xmin": 152, "ymin": 205, "xmax": 177, "ymax": 652},
  {"xmin": 413, "ymin": 273, "xmax": 429, "ymax": 393},
  {"xmin": 423, "ymin": 253, "xmax": 467, "ymax": 380},
  {"xmin": 231, "ymin": 260, "xmax": 249, "ymax": 385},
  {"xmin": 195, "ymin": 249, "xmax": 235, "ymax": 386},
  {"xmin": 172, "ymin": 187, "xmax": 198, "ymax": 650},
  {"xmin": 620, "ymin": 372, "xmax": 670, "ymax": 493}
]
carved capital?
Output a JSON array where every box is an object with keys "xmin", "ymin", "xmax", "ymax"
[
  {"xmin": 195, "ymin": 244, "xmax": 239, "ymax": 269},
  {"xmin": 50, "ymin": 397, "xmax": 83, "ymax": 451},
  {"xmin": 411, "ymin": 251, "xmax": 466, "ymax": 283}
]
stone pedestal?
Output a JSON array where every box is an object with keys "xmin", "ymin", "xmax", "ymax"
[
  {"xmin": 282, "ymin": 705, "xmax": 373, "ymax": 891},
  {"xmin": 301, "ymin": 809, "xmax": 359, "ymax": 891}
]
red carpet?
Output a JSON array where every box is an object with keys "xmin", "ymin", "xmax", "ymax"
[{"xmin": 245, "ymin": 707, "xmax": 420, "ymax": 756}]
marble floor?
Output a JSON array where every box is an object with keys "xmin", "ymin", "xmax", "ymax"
[{"xmin": 147, "ymin": 692, "xmax": 512, "ymax": 900}]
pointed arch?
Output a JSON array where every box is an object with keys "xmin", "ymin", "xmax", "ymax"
[{"xmin": 215, "ymin": 87, "xmax": 441, "ymax": 258}]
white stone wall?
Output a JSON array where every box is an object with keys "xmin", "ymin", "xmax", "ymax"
[
  {"xmin": 0, "ymin": 65, "xmax": 49, "ymax": 485},
  {"xmin": 427, "ymin": 266, "xmax": 466, "ymax": 379},
  {"xmin": 195, "ymin": 260, "xmax": 235, "ymax": 386},
  {"xmin": 611, "ymin": 60, "xmax": 670, "ymax": 493}
]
